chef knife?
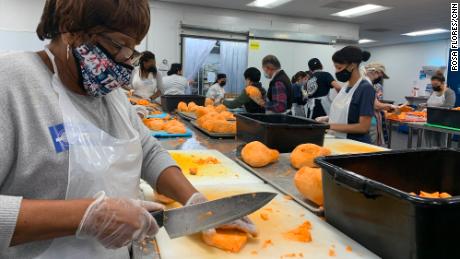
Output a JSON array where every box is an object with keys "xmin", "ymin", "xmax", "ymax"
[{"xmin": 150, "ymin": 192, "xmax": 276, "ymax": 239}]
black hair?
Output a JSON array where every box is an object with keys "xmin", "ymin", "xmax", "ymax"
[
  {"xmin": 262, "ymin": 55, "xmax": 281, "ymax": 69},
  {"xmin": 291, "ymin": 71, "xmax": 308, "ymax": 84},
  {"xmin": 167, "ymin": 63, "xmax": 182, "ymax": 76},
  {"xmin": 332, "ymin": 46, "xmax": 371, "ymax": 65},
  {"xmin": 308, "ymin": 58, "xmax": 323, "ymax": 71},
  {"xmin": 214, "ymin": 73, "xmax": 227, "ymax": 84},
  {"xmin": 244, "ymin": 67, "xmax": 261, "ymax": 83},
  {"xmin": 431, "ymin": 74, "xmax": 446, "ymax": 83},
  {"xmin": 244, "ymin": 67, "xmax": 266, "ymax": 97}
]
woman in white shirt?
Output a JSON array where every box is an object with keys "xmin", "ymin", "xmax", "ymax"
[
  {"xmin": 162, "ymin": 63, "xmax": 189, "ymax": 95},
  {"xmin": 206, "ymin": 73, "xmax": 227, "ymax": 105},
  {"xmin": 131, "ymin": 51, "xmax": 163, "ymax": 101}
]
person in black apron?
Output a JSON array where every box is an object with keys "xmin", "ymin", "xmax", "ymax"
[{"xmin": 305, "ymin": 58, "xmax": 342, "ymax": 119}]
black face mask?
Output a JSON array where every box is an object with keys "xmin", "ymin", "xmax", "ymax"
[
  {"xmin": 148, "ymin": 66, "xmax": 158, "ymax": 75},
  {"xmin": 219, "ymin": 81, "xmax": 227, "ymax": 87},
  {"xmin": 372, "ymin": 77, "xmax": 383, "ymax": 85},
  {"xmin": 432, "ymin": 85, "xmax": 442, "ymax": 92},
  {"xmin": 335, "ymin": 66, "xmax": 353, "ymax": 82}
]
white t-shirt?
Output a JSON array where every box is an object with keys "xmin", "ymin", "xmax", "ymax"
[
  {"xmin": 162, "ymin": 74, "xmax": 189, "ymax": 95},
  {"xmin": 206, "ymin": 83, "xmax": 225, "ymax": 104},
  {"xmin": 131, "ymin": 67, "xmax": 163, "ymax": 99}
]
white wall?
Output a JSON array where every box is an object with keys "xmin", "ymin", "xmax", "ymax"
[
  {"xmin": 367, "ymin": 40, "xmax": 450, "ymax": 104},
  {"xmin": 247, "ymin": 39, "xmax": 344, "ymax": 88},
  {"xmin": 148, "ymin": 1, "xmax": 359, "ymax": 67}
]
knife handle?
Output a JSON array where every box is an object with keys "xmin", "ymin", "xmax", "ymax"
[{"xmin": 150, "ymin": 210, "xmax": 164, "ymax": 228}]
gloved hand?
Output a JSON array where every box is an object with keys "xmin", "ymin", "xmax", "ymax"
[
  {"xmin": 76, "ymin": 191, "xmax": 165, "ymax": 249},
  {"xmin": 316, "ymin": 116, "xmax": 329, "ymax": 123},
  {"xmin": 185, "ymin": 193, "xmax": 258, "ymax": 238}
]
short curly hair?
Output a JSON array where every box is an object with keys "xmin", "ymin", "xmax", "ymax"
[{"xmin": 36, "ymin": 0, "xmax": 150, "ymax": 43}]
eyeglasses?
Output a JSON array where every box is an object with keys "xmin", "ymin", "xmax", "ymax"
[{"xmin": 98, "ymin": 34, "xmax": 142, "ymax": 64}]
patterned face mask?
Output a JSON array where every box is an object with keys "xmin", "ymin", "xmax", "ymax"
[{"xmin": 73, "ymin": 44, "xmax": 133, "ymax": 97}]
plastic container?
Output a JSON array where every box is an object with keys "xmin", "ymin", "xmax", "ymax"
[
  {"xmin": 235, "ymin": 113, "xmax": 329, "ymax": 153},
  {"xmin": 427, "ymin": 107, "xmax": 460, "ymax": 130},
  {"xmin": 161, "ymin": 95, "xmax": 205, "ymax": 112},
  {"xmin": 316, "ymin": 149, "xmax": 460, "ymax": 259}
]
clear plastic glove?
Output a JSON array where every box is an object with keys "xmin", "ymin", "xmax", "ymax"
[
  {"xmin": 76, "ymin": 191, "xmax": 165, "ymax": 249},
  {"xmin": 316, "ymin": 116, "xmax": 329, "ymax": 123},
  {"xmin": 186, "ymin": 193, "xmax": 258, "ymax": 238}
]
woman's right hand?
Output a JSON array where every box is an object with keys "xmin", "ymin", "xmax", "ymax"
[{"xmin": 76, "ymin": 192, "xmax": 164, "ymax": 249}]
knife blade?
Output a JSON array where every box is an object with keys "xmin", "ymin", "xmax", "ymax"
[{"xmin": 150, "ymin": 192, "xmax": 276, "ymax": 239}]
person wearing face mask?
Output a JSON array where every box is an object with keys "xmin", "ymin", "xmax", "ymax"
[
  {"xmin": 206, "ymin": 73, "xmax": 227, "ymax": 105},
  {"xmin": 364, "ymin": 62, "xmax": 396, "ymax": 146},
  {"xmin": 262, "ymin": 55, "xmax": 293, "ymax": 114},
  {"xmin": 162, "ymin": 63, "xmax": 190, "ymax": 95},
  {"xmin": 0, "ymin": 1, "xmax": 257, "ymax": 258},
  {"xmin": 305, "ymin": 58, "xmax": 342, "ymax": 119},
  {"xmin": 223, "ymin": 67, "xmax": 266, "ymax": 113},
  {"xmin": 421, "ymin": 73, "xmax": 456, "ymax": 147},
  {"xmin": 316, "ymin": 46, "xmax": 375, "ymax": 144},
  {"xmin": 291, "ymin": 71, "xmax": 309, "ymax": 117},
  {"xmin": 131, "ymin": 51, "xmax": 163, "ymax": 102}
]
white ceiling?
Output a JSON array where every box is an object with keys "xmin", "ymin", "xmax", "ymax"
[{"xmin": 158, "ymin": 0, "xmax": 451, "ymax": 47}]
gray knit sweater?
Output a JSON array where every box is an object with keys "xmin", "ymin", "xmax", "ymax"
[{"xmin": 0, "ymin": 52, "xmax": 176, "ymax": 258}]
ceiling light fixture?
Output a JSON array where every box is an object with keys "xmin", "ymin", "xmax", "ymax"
[
  {"xmin": 247, "ymin": 0, "xmax": 293, "ymax": 9},
  {"xmin": 359, "ymin": 39, "xmax": 376, "ymax": 44},
  {"xmin": 402, "ymin": 28, "xmax": 449, "ymax": 37},
  {"xmin": 332, "ymin": 4, "xmax": 390, "ymax": 18}
]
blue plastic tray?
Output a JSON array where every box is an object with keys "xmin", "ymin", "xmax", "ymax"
[
  {"xmin": 151, "ymin": 128, "xmax": 193, "ymax": 138},
  {"xmin": 146, "ymin": 113, "xmax": 170, "ymax": 119}
]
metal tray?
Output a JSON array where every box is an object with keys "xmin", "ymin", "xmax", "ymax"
[
  {"xmin": 235, "ymin": 145, "xmax": 324, "ymax": 216},
  {"xmin": 190, "ymin": 120, "xmax": 236, "ymax": 139},
  {"xmin": 177, "ymin": 112, "xmax": 196, "ymax": 121}
]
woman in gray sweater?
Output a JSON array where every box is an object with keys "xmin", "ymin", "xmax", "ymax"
[
  {"xmin": 423, "ymin": 73, "xmax": 457, "ymax": 147},
  {"xmin": 0, "ymin": 0, "xmax": 256, "ymax": 258}
]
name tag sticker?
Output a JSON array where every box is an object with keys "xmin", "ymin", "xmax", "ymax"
[{"xmin": 49, "ymin": 123, "xmax": 69, "ymax": 153}]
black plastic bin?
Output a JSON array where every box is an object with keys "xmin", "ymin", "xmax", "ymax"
[
  {"xmin": 235, "ymin": 113, "xmax": 329, "ymax": 153},
  {"xmin": 316, "ymin": 149, "xmax": 460, "ymax": 259},
  {"xmin": 161, "ymin": 95, "xmax": 205, "ymax": 112},
  {"xmin": 427, "ymin": 107, "xmax": 460, "ymax": 129}
]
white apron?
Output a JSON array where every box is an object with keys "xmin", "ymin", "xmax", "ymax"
[
  {"xmin": 39, "ymin": 49, "xmax": 143, "ymax": 259},
  {"xmin": 306, "ymin": 95, "xmax": 331, "ymax": 119},
  {"xmin": 329, "ymin": 78, "xmax": 362, "ymax": 139},
  {"xmin": 427, "ymin": 91, "xmax": 446, "ymax": 107}
]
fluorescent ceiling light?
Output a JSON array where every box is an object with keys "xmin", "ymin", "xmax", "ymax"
[
  {"xmin": 332, "ymin": 4, "xmax": 390, "ymax": 18},
  {"xmin": 359, "ymin": 39, "xmax": 376, "ymax": 44},
  {"xmin": 247, "ymin": 0, "xmax": 292, "ymax": 8},
  {"xmin": 402, "ymin": 28, "xmax": 449, "ymax": 37}
]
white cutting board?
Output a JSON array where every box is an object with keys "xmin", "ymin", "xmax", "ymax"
[
  {"xmin": 155, "ymin": 184, "xmax": 379, "ymax": 259},
  {"xmin": 168, "ymin": 150, "xmax": 263, "ymax": 186},
  {"xmin": 324, "ymin": 139, "xmax": 389, "ymax": 155}
]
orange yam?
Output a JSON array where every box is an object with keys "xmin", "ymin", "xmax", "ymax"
[
  {"xmin": 189, "ymin": 168, "xmax": 198, "ymax": 175},
  {"xmin": 241, "ymin": 141, "xmax": 280, "ymax": 168},
  {"xmin": 440, "ymin": 192, "xmax": 452, "ymax": 198},
  {"xmin": 177, "ymin": 101, "xmax": 188, "ymax": 112},
  {"xmin": 345, "ymin": 246, "xmax": 353, "ymax": 252},
  {"xmin": 154, "ymin": 192, "xmax": 175, "ymax": 204},
  {"xmin": 137, "ymin": 99, "xmax": 150, "ymax": 106},
  {"xmin": 205, "ymin": 98, "xmax": 214, "ymax": 106},
  {"xmin": 215, "ymin": 104, "xmax": 227, "ymax": 113},
  {"xmin": 328, "ymin": 247, "xmax": 336, "ymax": 257},
  {"xmin": 143, "ymin": 119, "xmax": 165, "ymax": 131},
  {"xmin": 284, "ymin": 221, "xmax": 312, "ymax": 243},
  {"xmin": 420, "ymin": 191, "xmax": 440, "ymax": 198},
  {"xmin": 294, "ymin": 167, "xmax": 323, "ymax": 206},
  {"xmin": 260, "ymin": 213, "xmax": 269, "ymax": 221},
  {"xmin": 290, "ymin": 144, "xmax": 331, "ymax": 169},
  {"xmin": 262, "ymin": 239, "xmax": 273, "ymax": 248},
  {"xmin": 202, "ymin": 229, "xmax": 248, "ymax": 253}
]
